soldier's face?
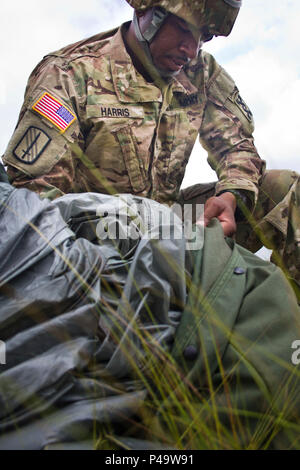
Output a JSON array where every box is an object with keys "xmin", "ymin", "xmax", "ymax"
[{"xmin": 139, "ymin": 12, "xmax": 202, "ymax": 73}]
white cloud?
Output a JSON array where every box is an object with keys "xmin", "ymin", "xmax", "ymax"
[{"xmin": 0, "ymin": 82, "xmax": 6, "ymax": 106}]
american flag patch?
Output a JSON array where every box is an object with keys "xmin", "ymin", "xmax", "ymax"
[{"xmin": 32, "ymin": 92, "xmax": 76, "ymax": 132}]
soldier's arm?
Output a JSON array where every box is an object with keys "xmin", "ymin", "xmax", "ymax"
[
  {"xmin": 3, "ymin": 58, "xmax": 85, "ymax": 200},
  {"xmin": 200, "ymin": 52, "xmax": 265, "ymax": 209}
]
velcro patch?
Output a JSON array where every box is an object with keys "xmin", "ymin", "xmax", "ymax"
[
  {"xmin": 32, "ymin": 92, "xmax": 77, "ymax": 132},
  {"xmin": 174, "ymin": 92, "xmax": 199, "ymax": 108},
  {"xmin": 13, "ymin": 127, "xmax": 51, "ymax": 165},
  {"xmin": 229, "ymin": 89, "xmax": 253, "ymax": 123}
]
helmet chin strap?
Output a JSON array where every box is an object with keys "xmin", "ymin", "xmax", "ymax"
[
  {"xmin": 223, "ymin": 0, "xmax": 242, "ymax": 7},
  {"xmin": 133, "ymin": 8, "xmax": 181, "ymax": 78}
]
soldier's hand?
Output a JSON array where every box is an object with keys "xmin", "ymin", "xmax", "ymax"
[{"xmin": 202, "ymin": 192, "xmax": 237, "ymax": 237}]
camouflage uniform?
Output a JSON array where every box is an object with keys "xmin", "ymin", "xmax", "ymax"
[
  {"xmin": 2, "ymin": 23, "xmax": 300, "ymax": 295},
  {"xmin": 3, "ymin": 23, "xmax": 263, "ymax": 202}
]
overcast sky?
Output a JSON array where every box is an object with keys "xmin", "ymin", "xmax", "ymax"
[{"xmin": 0, "ymin": 0, "xmax": 299, "ymax": 188}]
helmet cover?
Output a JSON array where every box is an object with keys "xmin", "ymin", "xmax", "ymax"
[{"xmin": 126, "ymin": 0, "xmax": 241, "ymax": 37}]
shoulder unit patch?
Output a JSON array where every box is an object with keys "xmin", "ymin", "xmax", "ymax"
[
  {"xmin": 32, "ymin": 92, "xmax": 77, "ymax": 132},
  {"xmin": 13, "ymin": 126, "xmax": 51, "ymax": 165},
  {"xmin": 229, "ymin": 88, "xmax": 253, "ymax": 123}
]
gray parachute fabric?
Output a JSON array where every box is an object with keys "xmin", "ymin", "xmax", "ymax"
[{"xmin": 0, "ymin": 183, "xmax": 299, "ymax": 450}]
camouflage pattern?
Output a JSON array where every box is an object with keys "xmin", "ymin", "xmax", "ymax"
[
  {"xmin": 125, "ymin": 0, "xmax": 241, "ymax": 36},
  {"xmin": 180, "ymin": 170, "xmax": 300, "ymax": 300},
  {"xmin": 237, "ymin": 169, "xmax": 300, "ymax": 300},
  {"xmin": 3, "ymin": 23, "xmax": 263, "ymax": 206}
]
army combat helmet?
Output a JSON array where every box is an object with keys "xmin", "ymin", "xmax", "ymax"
[{"xmin": 126, "ymin": 0, "xmax": 242, "ymax": 43}]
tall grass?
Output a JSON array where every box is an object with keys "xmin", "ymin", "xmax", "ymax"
[{"xmin": 1, "ymin": 147, "xmax": 300, "ymax": 450}]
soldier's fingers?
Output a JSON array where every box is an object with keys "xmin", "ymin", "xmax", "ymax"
[
  {"xmin": 220, "ymin": 218, "xmax": 237, "ymax": 237},
  {"xmin": 204, "ymin": 197, "xmax": 223, "ymax": 225}
]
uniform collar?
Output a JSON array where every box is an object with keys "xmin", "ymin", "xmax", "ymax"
[
  {"xmin": 172, "ymin": 69, "xmax": 198, "ymax": 95},
  {"xmin": 108, "ymin": 23, "xmax": 198, "ymax": 103}
]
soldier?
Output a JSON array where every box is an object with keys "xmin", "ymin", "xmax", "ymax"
[{"xmin": 2, "ymin": 0, "xmax": 299, "ymax": 297}]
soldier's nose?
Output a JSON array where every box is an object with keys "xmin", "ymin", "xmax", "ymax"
[{"xmin": 178, "ymin": 36, "xmax": 199, "ymax": 60}]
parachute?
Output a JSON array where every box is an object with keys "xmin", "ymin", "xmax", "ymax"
[{"xmin": 0, "ymin": 182, "xmax": 299, "ymax": 449}]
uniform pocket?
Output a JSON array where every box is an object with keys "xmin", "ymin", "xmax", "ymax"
[
  {"xmin": 113, "ymin": 124, "xmax": 147, "ymax": 193},
  {"xmin": 164, "ymin": 111, "xmax": 198, "ymax": 187}
]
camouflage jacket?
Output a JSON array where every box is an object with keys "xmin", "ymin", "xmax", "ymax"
[{"xmin": 3, "ymin": 23, "xmax": 264, "ymax": 203}]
